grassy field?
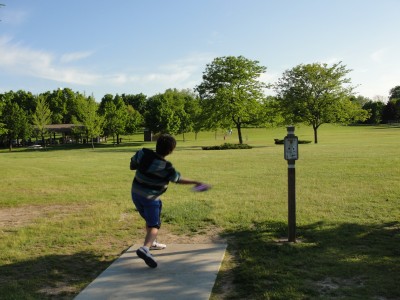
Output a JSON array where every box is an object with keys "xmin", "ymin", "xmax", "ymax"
[{"xmin": 0, "ymin": 125, "xmax": 399, "ymax": 299}]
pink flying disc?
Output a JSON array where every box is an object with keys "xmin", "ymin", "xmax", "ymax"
[{"xmin": 192, "ymin": 184, "xmax": 211, "ymax": 192}]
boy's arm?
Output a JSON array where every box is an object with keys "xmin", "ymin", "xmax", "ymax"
[
  {"xmin": 130, "ymin": 153, "xmax": 139, "ymax": 170},
  {"xmin": 177, "ymin": 177, "xmax": 202, "ymax": 186}
]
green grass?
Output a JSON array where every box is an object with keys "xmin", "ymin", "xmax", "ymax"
[{"xmin": 0, "ymin": 125, "xmax": 399, "ymax": 299}]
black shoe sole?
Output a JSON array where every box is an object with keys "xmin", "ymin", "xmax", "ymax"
[{"xmin": 136, "ymin": 249, "xmax": 158, "ymax": 268}]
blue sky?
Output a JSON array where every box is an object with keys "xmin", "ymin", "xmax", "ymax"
[{"xmin": 1, "ymin": 0, "xmax": 399, "ymax": 101}]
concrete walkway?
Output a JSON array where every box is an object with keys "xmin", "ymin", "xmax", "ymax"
[{"xmin": 75, "ymin": 243, "xmax": 227, "ymax": 300}]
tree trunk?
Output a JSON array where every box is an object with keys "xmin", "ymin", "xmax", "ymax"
[
  {"xmin": 237, "ymin": 123, "xmax": 243, "ymax": 144},
  {"xmin": 234, "ymin": 115, "xmax": 243, "ymax": 144},
  {"xmin": 42, "ymin": 134, "xmax": 46, "ymax": 150},
  {"xmin": 313, "ymin": 125, "xmax": 318, "ymax": 144}
]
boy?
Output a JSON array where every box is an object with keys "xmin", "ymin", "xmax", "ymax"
[{"xmin": 130, "ymin": 134, "xmax": 206, "ymax": 268}]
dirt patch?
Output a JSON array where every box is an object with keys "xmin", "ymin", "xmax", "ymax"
[
  {"xmin": 315, "ymin": 277, "xmax": 366, "ymax": 297},
  {"xmin": 1, "ymin": 206, "xmax": 232, "ymax": 298},
  {"xmin": 38, "ymin": 282, "xmax": 78, "ymax": 298},
  {"xmin": 132, "ymin": 224, "xmax": 227, "ymax": 245},
  {"xmin": 0, "ymin": 204, "xmax": 85, "ymax": 229}
]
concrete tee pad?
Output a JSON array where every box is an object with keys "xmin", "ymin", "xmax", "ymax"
[{"xmin": 75, "ymin": 244, "xmax": 227, "ymax": 300}]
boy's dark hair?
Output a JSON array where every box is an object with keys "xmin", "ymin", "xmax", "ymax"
[{"xmin": 156, "ymin": 134, "xmax": 176, "ymax": 156}]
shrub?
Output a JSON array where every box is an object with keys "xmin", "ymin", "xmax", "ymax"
[
  {"xmin": 202, "ymin": 143, "xmax": 252, "ymax": 150},
  {"xmin": 274, "ymin": 139, "xmax": 311, "ymax": 144}
]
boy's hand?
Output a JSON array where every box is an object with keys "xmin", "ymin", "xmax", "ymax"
[{"xmin": 192, "ymin": 183, "xmax": 212, "ymax": 192}]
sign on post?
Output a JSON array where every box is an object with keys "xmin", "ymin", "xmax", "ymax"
[
  {"xmin": 284, "ymin": 135, "xmax": 298, "ymax": 160},
  {"xmin": 284, "ymin": 126, "xmax": 298, "ymax": 242}
]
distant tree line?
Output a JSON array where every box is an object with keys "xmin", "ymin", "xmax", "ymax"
[
  {"xmin": 0, "ymin": 88, "xmax": 203, "ymax": 151},
  {"xmin": 0, "ymin": 56, "xmax": 398, "ymax": 151},
  {"xmin": 352, "ymin": 86, "xmax": 400, "ymax": 125}
]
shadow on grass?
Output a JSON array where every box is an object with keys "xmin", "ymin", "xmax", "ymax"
[
  {"xmin": 19, "ymin": 142, "xmax": 149, "ymax": 153},
  {"xmin": 2, "ymin": 222, "xmax": 398, "ymax": 299},
  {"xmin": 0, "ymin": 251, "xmax": 114, "ymax": 299},
  {"xmin": 19, "ymin": 141, "xmax": 214, "ymax": 153},
  {"xmin": 372, "ymin": 125, "xmax": 400, "ymax": 129},
  {"xmin": 214, "ymin": 221, "xmax": 400, "ymax": 300}
]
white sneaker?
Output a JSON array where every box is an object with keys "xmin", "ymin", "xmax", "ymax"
[{"xmin": 150, "ymin": 240, "xmax": 166, "ymax": 250}]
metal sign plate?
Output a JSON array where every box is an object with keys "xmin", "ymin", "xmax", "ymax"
[{"xmin": 284, "ymin": 136, "xmax": 298, "ymax": 160}]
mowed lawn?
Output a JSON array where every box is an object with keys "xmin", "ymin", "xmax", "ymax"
[{"xmin": 0, "ymin": 125, "xmax": 399, "ymax": 299}]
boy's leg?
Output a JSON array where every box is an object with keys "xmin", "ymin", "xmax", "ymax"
[
  {"xmin": 132, "ymin": 193, "xmax": 162, "ymax": 235},
  {"xmin": 144, "ymin": 226, "xmax": 158, "ymax": 248},
  {"xmin": 143, "ymin": 198, "xmax": 162, "ymax": 244},
  {"xmin": 132, "ymin": 195, "xmax": 162, "ymax": 268}
]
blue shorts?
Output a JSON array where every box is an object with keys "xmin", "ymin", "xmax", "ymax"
[{"xmin": 131, "ymin": 192, "xmax": 162, "ymax": 229}]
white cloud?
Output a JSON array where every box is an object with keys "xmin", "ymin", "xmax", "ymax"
[
  {"xmin": 107, "ymin": 74, "xmax": 129, "ymax": 85},
  {"xmin": 0, "ymin": 36, "xmax": 99, "ymax": 85},
  {"xmin": 370, "ymin": 48, "xmax": 388, "ymax": 62},
  {"xmin": 131, "ymin": 53, "xmax": 213, "ymax": 87},
  {"xmin": 0, "ymin": 37, "xmax": 213, "ymax": 96},
  {"xmin": 60, "ymin": 51, "xmax": 93, "ymax": 63},
  {"xmin": 0, "ymin": 36, "xmax": 53, "ymax": 70},
  {"xmin": 352, "ymin": 70, "xmax": 399, "ymax": 100}
]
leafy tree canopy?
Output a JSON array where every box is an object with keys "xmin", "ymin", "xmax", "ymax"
[
  {"xmin": 121, "ymin": 93, "xmax": 147, "ymax": 115},
  {"xmin": 196, "ymin": 55, "xmax": 268, "ymax": 144},
  {"xmin": 81, "ymin": 97, "xmax": 103, "ymax": 149},
  {"xmin": 2, "ymin": 98, "xmax": 31, "ymax": 151},
  {"xmin": 144, "ymin": 92, "xmax": 180, "ymax": 135},
  {"xmin": 32, "ymin": 95, "xmax": 52, "ymax": 148},
  {"xmin": 389, "ymin": 85, "xmax": 400, "ymax": 101},
  {"xmin": 274, "ymin": 62, "xmax": 368, "ymax": 143}
]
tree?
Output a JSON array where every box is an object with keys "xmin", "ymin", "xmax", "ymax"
[
  {"xmin": 143, "ymin": 89, "xmax": 198, "ymax": 137},
  {"xmin": 81, "ymin": 97, "xmax": 103, "ymax": 149},
  {"xmin": 184, "ymin": 94, "xmax": 203, "ymax": 140},
  {"xmin": 389, "ymin": 86, "xmax": 400, "ymax": 101},
  {"xmin": 41, "ymin": 88, "xmax": 89, "ymax": 124},
  {"xmin": 362, "ymin": 100, "xmax": 385, "ymax": 124},
  {"xmin": 261, "ymin": 96, "xmax": 286, "ymax": 127},
  {"xmin": 382, "ymin": 98, "xmax": 400, "ymax": 123},
  {"xmin": 274, "ymin": 62, "xmax": 368, "ymax": 143},
  {"xmin": 98, "ymin": 94, "xmax": 115, "ymax": 115},
  {"xmin": 32, "ymin": 95, "xmax": 52, "ymax": 149},
  {"xmin": 12, "ymin": 90, "xmax": 36, "ymax": 114},
  {"xmin": 144, "ymin": 93, "xmax": 180, "ymax": 135},
  {"xmin": 44, "ymin": 89, "xmax": 67, "ymax": 123},
  {"xmin": 196, "ymin": 56, "xmax": 268, "ymax": 144},
  {"xmin": 0, "ymin": 96, "xmax": 8, "ymax": 137},
  {"xmin": 2, "ymin": 98, "xmax": 31, "ymax": 151},
  {"xmin": 121, "ymin": 93, "xmax": 147, "ymax": 115},
  {"xmin": 100, "ymin": 94, "xmax": 128, "ymax": 144},
  {"xmin": 350, "ymin": 95, "xmax": 370, "ymax": 108},
  {"xmin": 102, "ymin": 99, "xmax": 127, "ymax": 144},
  {"xmin": 125, "ymin": 105, "xmax": 143, "ymax": 134},
  {"xmin": 384, "ymin": 86, "xmax": 400, "ymax": 123},
  {"xmin": 164, "ymin": 89, "xmax": 197, "ymax": 141}
]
